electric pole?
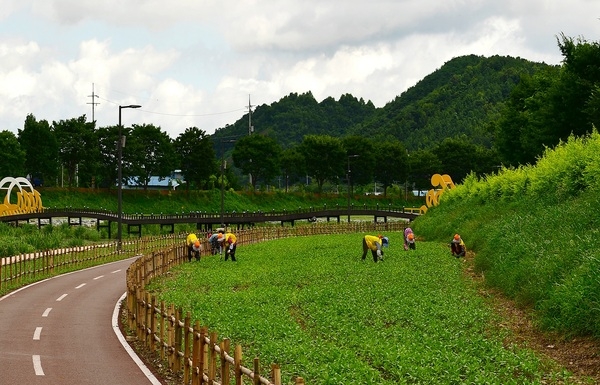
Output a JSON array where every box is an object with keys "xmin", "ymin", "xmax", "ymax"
[{"xmin": 87, "ymin": 83, "xmax": 100, "ymax": 122}]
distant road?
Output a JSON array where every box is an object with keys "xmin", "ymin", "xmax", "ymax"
[{"xmin": 0, "ymin": 258, "xmax": 160, "ymax": 385}]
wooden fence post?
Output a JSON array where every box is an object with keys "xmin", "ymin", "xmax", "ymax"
[
  {"xmin": 253, "ymin": 357, "xmax": 260, "ymax": 385},
  {"xmin": 208, "ymin": 331, "xmax": 218, "ymax": 382},
  {"xmin": 191, "ymin": 320, "xmax": 201, "ymax": 385},
  {"xmin": 234, "ymin": 344, "xmax": 242, "ymax": 385},
  {"xmin": 168, "ymin": 304, "xmax": 176, "ymax": 371},
  {"xmin": 271, "ymin": 363, "xmax": 281, "ymax": 385},
  {"xmin": 174, "ymin": 307, "xmax": 183, "ymax": 373},
  {"xmin": 184, "ymin": 312, "xmax": 192, "ymax": 384},
  {"xmin": 220, "ymin": 338, "xmax": 230, "ymax": 385},
  {"xmin": 160, "ymin": 301, "xmax": 166, "ymax": 361},
  {"xmin": 150, "ymin": 295, "xmax": 157, "ymax": 351}
]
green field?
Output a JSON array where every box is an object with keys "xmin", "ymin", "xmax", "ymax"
[{"xmin": 147, "ymin": 233, "xmax": 576, "ymax": 384}]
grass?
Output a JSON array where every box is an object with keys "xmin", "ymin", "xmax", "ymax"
[{"xmin": 147, "ymin": 234, "xmax": 576, "ymax": 384}]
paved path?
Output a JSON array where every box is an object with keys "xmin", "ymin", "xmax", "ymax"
[{"xmin": 0, "ymin": 258, "xmax": 161, "ymax": 385}]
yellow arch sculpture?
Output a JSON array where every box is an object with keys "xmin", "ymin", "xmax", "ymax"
[
  {"xmin": 0, "ymin": 177, "xmax": 43, "ymax": 216},
  {"xmin": 419, "ymin": 174, "xmax": 455, "ymax": 214}
]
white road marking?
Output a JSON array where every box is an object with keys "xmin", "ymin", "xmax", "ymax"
[
  {"xmin": 33, "ymin": 327, "xmax": 42, "ymax": 340},
  {"xmin": 75, "ymin": 283, "xmax": 86, "ymax": 289},
  {"xmin": 32, "ymin": 355, "xmax": 44, "ymax": 376},
  {"xmin": 42, "ymin": 308, "xmax": 52, "ymax": 317},
  {"xmin": 111, "ymin": 269, "xmax": 122, "ymax": 274},
  {"xmin": 112, "ymin": 292, "xmax": 162, "ymax": 385},
  {"xmin": 56, "ymin": 294, "xmax": 68, "ymax": 301},
  {"xmin": 93, "ymin": 275, "xmax": 104, "ymax": 280}
]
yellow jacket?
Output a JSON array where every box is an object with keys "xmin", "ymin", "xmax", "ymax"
[
  {"xmin": 186, "ymin": 233, "xmax": 199, "ymax": 246},
  {"xmin": 224, "ymin": 233, "xmax": 237, "ymax": 246},
  {"xmin": 364, "ymin": 235, "xmax": 383, "ymax": 251}
]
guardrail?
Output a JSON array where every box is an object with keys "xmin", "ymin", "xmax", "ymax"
[{"xmin": 0, "ymin": 205, "xmax": 420, "ymax": 232}]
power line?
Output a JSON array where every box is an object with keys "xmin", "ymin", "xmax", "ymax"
[{"xmin": 96, "ymin": 96, "xmax": 245, "ymax": 117}]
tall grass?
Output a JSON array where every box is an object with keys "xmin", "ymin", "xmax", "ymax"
[
  {"xmin": 0, "ymin": 222, "xmax": 102, "ymax": 257},
  {"xmin": 147, "ymin": 234, "xmax": 575, "ymax": 384},
  {"xmin": 414, "ymin": 130, "xmax": 600, "ymax": 337}
]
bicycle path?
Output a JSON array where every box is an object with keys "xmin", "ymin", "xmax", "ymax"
[{"xmin": 0, "ymin": 257, "xmax": 161, "ymax": 385}]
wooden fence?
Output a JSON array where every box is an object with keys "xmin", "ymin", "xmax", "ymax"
[
  {"xmin": 0, "ymin": 234, "xmax": 179, "ymax": 293},
  {"xmin": 126, "ymin": 221, "xmax": 408, "ymax": 385}
]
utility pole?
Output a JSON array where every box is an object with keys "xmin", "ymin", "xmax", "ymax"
[
  {"xmin": 247, "ymin": 94, "xmax": 254, "ymax": 135},
  {"xmin": 87, "ymin": 83, "xmax": 100, "ymax": 122},
  {"xmin": 247, "ymin": 94, "xmax": 255, "ymax": 187}
]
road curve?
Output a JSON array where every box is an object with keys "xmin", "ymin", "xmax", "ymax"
[{"xmin": 0, "ymin": 258, "xmax": 161, "ymax": 385}]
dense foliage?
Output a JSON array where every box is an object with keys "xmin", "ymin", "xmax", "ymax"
[{"xmin": 414, "ymin": 130, "xmax": 600, "ymax": 337}]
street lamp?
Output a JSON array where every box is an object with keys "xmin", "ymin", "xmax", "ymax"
[
  {"xmin": 117, "ymin": 104, "xmax": 141, "ymax": 251},
  {"xmin": 347, "ymin": 154, "xmax": 359, "ymax": 222},
  {"xmin": 220, "ymin": 138, "xmax": 236, "ymax": 227}
]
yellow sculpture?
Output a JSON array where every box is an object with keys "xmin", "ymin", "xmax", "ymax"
[
  {"xmin": 0, "ymin": 177, "xmax": 43, "ymax": 216},
  {"xmin": 419, "ymin": 174, "xmax": 455, "ymax": 214}
]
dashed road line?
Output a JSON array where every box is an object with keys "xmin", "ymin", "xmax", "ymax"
[
  {"xmin": 56, "ymin": 294, "xmax": 68, "ymax": 301},
  {"xmin": 75, "ymin": 283, "xmax": 86, "ymax": 289},
  {"xmin": 33, "ymin": 327, "xmax": 42, "ymax": 340},
  {"xmin": 42, "ymin": 308, "xmax": 52, "ymax": 317},
  {"xmin": 93, "ymin": 275, "xmax": 104, "ymax": 280},
  {"xmin": 32, "ymin": 355, "xmax": 44, "ymax": 376},
  {"xmin": 111, "ymin": 269, "xmax": 122, "ymax": 274}
]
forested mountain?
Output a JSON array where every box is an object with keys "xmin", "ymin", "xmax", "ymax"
[
  {"xmin": 213, "ymin": 92, "xmax": 377, "ymax": 148},
  {"xmin": 212, "ymin": 54, "xmax": 553, "ymax": 151}
]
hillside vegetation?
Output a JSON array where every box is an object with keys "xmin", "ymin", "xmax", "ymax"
[
  {"xmin": 213, "ymin": 54, "xmax": 550, "ymax": 151},
  {"xmin": 413, "ymin": 130, "xmax": 600, "ymax": 337}
]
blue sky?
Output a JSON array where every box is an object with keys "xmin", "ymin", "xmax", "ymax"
[{"xmin": 1, "ymin": 0, "xmax": 599, "ymax": 139}]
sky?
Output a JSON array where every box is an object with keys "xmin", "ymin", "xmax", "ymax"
[{"xmin": 1, "ymin": 1, "xmax": 599, "ymax": 139}]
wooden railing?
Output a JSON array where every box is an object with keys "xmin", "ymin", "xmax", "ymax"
[
  {"xmin": 126, "ymin": 222, "xmax": 408, "ymax": 384},
  {"xmin": 0, "ymin": 235, "xmax": 179, "ymax": 293}
]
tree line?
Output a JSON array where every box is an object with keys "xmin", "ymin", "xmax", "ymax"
[{"xmin": 2, "ymin": 33, "xmax": 598, "ymax": 195}]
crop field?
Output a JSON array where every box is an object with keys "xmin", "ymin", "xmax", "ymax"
[{"xmin": 147, "ymin": 233, "xmax": 574, "ymax": 384}]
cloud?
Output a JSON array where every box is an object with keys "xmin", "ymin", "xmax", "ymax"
[{"xmin": 0, "ymin": 0, "xmax": 598, "ymax": 138}]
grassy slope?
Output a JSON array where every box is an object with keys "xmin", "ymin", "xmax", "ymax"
[
  {"xmin": 148, "ymin": 234, "xmax": 575, "ymax": 384},
  {"xmin": 413, "ymin": 131, "xmax": 600, "ymax": 338}
]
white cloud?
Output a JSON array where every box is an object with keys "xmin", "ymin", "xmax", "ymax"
[{"xmin": 0, "ymin": 0, "xmax": 598, "ymax": 137}]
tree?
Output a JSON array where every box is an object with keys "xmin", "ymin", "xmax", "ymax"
[
  {"xmin": 232, "ymin": 134, "xmax": 282, "ymax": 191},
  {"xmin": 342, "ymin": 136, "xmax": 376, "ymax": 187},
  {"xmin": 52, "ymin": 115, "xmax": 98, "ymax": 187},
  {"xmin": 0, "ymin": 131, "xmax": 25, "ymax": 178},
  {"xmin": 174, "ymin": 127, "xmax": 217, "ymax": 190},
  {"xmin": 18, "ymin": 114, "xmax": 59, "ymax": 186},
  {"xmin": 408, "ymin": 149, "xmax": 442, "ymax": 192},
  {"xmin": 280, "ymin": 146, "xmax": 305, "ymax": 192},
  {"xmin": 299, "ymin": 135, "xmax": 346, "ymax": 192},
  {"xmin": 126, "ymin": 124, "xmax": 177, "ymax": 190},
  {"xmin": 373, "ymin": 140, "xmax": 409, "ymax": 196},
  {"xmin": 96, "ymin": 125, "xmax": 120, "ymax": 189}
]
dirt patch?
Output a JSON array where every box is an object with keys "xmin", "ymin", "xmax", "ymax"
[{"xmin": 462, "ymin": 251, "xmax": 600, "ymax": 384}]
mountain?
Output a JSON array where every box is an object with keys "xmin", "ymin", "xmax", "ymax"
[{"xmin": 212, "ymin": 54, "xmax": 553, "ymax": 150}]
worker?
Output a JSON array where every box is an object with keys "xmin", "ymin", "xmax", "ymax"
[
  {"xmin": 186, "ymin": 233, "xmax": 202, "ymax": 261},
  {"xmin": 223, "ymin": 231, "xmax": 237, "ymax": 261},
  {"xmin": 404, "ymin": 227, "xmax": 416, "ymax": 250},
  {"xmin": 361, "ymin": 234, "xmax": 389, "ymax": 262},
  {"xmin": 450, "ymin": 233, "xmax": 466, "ymax": 258},
  {"xmin": 208, "ymin": 232, "xmax": 223, "ymax": 255}
]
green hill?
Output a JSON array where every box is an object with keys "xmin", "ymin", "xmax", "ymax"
[{"xmin": 212, "ymin": 54, "xmax": 552, "ymax": 151}]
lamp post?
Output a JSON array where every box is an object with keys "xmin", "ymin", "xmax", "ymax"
[
  {"xmin": 347, "ymin": 154, "xmax": 359, "ymax": 222},
  {"xmin": 117, "ymin": 104, "xmax": 141, "ymax": 251},
  {"xmin": 220, "ymin": 138, "xmax": 236, "ymax": 227}
]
